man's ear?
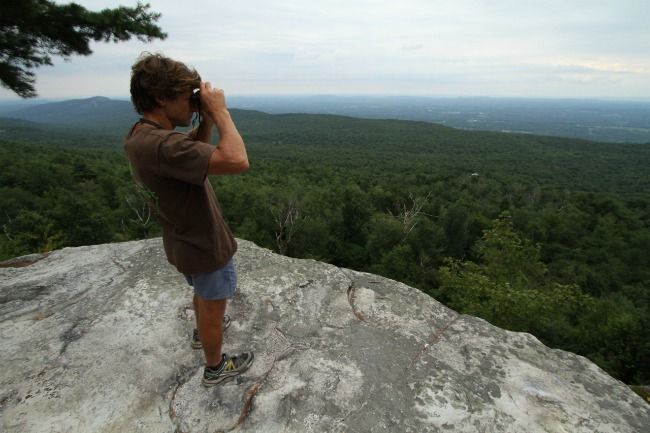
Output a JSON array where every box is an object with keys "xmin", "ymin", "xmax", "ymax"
[{"xmin": 155, "ymin": 96, "xmax": 166, "ymax": 107}]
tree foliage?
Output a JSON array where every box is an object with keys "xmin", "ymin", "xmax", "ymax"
[
  {"xmin": 438, "ymin": 214, "xmax": 595, "ymax": 337},
  {"xmin": 0, "ymin": 0, "xmax": 166, "ymax": 97},
  {"xmin": 1, "ymin": 111, "xmax": 649, "ymax": 384}
]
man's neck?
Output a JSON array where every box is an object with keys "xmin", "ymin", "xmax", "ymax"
[{"xmin": 142, "ymin": 109, "xmax": 172, "ymax": 130}]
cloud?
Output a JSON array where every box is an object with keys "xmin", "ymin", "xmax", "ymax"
[{"xmin": 1, "ymin": 0, "xmax": 648, "ymax": 99}]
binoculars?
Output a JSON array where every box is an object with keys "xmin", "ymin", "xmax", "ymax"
[{"xmin": 190, "ymin": 90, "xmax": 201, "ymax": 112}]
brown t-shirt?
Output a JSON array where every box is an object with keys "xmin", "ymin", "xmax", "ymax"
[{"xmin": 123, "ymin": 122, "xmax": 237, "ymax": 275}]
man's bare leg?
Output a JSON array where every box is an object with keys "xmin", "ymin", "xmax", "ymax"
[
  {"xmin": 195, "ymin": 296, "xmax": 227, "ymax": 367},
  {"xmin": 193, "ymin": 293, "xmax": 200, "ymax": 329}
]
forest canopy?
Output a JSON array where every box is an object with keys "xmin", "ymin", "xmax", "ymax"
[{"xmin": 1, "ymin": 110, "xmax": 649, "ymax": 386}]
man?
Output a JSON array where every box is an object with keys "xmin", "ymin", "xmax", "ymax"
[{"xmin": 124, "ymin": 52, "xmax": 253, "ymax": 387}]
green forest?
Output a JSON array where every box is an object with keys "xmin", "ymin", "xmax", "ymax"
[{"xmin": 1, "ymin": 111, "xmax": 649, "ymax": 389}]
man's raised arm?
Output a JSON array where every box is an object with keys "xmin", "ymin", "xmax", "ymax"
[{"xmin": 200, "ymin": 82, "xmax": 249, "ymax": 175}]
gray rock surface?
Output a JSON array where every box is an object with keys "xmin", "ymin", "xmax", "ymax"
[{"xmin": 1, "ymin": 238, "xmax": 648, "ymax": 433}]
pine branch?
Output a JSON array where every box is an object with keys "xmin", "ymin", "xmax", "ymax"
[{"xmin": 0, "ymin": 0, "xmax": 167, "ymax": 97}]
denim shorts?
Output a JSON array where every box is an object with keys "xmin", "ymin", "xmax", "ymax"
[{"xmin": 184, "ymin": 258, "xmax": 237, "ymax": 300}]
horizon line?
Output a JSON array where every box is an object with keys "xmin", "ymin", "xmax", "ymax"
[{"xmin": 2, "ymin": 94, "xmax": 650, "ymax": 104}]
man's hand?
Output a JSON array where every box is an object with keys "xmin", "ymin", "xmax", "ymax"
[
  {"xmin": 200, "ymin": 81, "xmax": 249, "ymax": 175},
  {"xmin": 200, "ymin": 81, "xmax": 228, "ymax": 119}
]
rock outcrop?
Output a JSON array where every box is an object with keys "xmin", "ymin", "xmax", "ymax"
[{"xmin": 1, "ymin": 238, "xmax": 648, "ymax": 433}]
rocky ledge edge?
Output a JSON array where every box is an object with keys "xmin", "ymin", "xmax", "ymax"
[{"xmin": 1, "ymin": 238, "xmax": 648, "ymax": 433}]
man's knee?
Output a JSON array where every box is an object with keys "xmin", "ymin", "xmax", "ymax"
[{"xmin": 196, "ymin": 297, "xmax": 227, "ymax": 316}]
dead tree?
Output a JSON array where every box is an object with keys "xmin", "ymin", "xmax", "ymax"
[
  {"xmin": 270, "ymin": 198, "xmax": 305, "ymax": 255},
  {"xmin": 125, "ymin": 194, "xmax": 152, "ymax": 237},
  {"xmin": 388, "ymin": 192, "xmax": 432, "ymax": 241}
]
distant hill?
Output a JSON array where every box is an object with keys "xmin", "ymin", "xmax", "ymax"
[
  {"xmin": 4, "ymin": 97, "xmax": 136, "ymax": 133},
  {"xmin": 1, "ymin": 97, "xmax": 276, "ymax": 136},
  {"xmin": 4, "ymin": 95, "xmax": 650, "ymax": 144},
  {"xmin": 228, "ymin": 95, "xmax": 650, "ymax": 144},
  {"xmin": 0, "ymin": 98, "xmax": 137, "ymax": 148}
]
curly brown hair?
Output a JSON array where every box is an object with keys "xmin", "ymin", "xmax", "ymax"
[{"xmin": 130, "ymin": 52, "xmax": 201, "ymax": 114}]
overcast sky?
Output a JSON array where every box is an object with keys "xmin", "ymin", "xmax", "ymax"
[{"xmin": 2, "ymin": 0, "xmax": 649, "ymax": 100}]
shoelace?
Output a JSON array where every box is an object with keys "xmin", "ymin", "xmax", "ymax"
[{"xmin": 225, "ymin": 358, "xmax": 236, "ymax": 370}]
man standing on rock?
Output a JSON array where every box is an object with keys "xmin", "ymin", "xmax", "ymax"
[{"xmin": 124, "ymin": 52, "xmax": 253, "ymax": 387}]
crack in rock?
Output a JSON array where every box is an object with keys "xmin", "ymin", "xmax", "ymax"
[
  {"xmin": 234, "ymin": 381, "xmax": 263, "ymax": 429},
  {"xmin": 110, "ymin": 256, "xmax": 128, "ymax": 273},
  {"xmin": 168, "ymin": 365, "xmax": 200, "ymax": 427},
  {"xmin": 231, "ymin": 342, "xmax": 304, "ymax": 431},
  {"xmin": 405, "ymin": 313, "xmax": 462, "ymax": 379},
  {"xmin": 59, "ymin": 321, "xmax": 87, "ymax": 355},
  {"xmin": 0, "ymin": 252, "xmax": 50, "ymax": 268},
  {"xmin": 346, "ymin": 281, "xmax": 366, "ymax": 321}
]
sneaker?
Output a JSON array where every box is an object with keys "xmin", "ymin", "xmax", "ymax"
[
  {"xmin": 202, "ymin": 352, "xmax": 255, "ymax": 387},
  {"xmin": 191, "ymin": 315, "xmax": 231, "ymax": 349}
]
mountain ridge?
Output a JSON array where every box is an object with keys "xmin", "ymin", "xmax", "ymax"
[
  {"xmin": 4, "ymin": 96, "xmax": 650, "ymax": 144},
  {"xmin": 5, "ymin": 96, "xmax": 136, "ymax": 127},
  {"xmin": 2, "ymin": 96, "xmax": 649, "ymax": 195}
]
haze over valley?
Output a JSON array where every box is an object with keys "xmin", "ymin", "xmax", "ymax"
[{"xmin": 2, "ymin": 95, "xmax": 649, "ymax": 144}]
